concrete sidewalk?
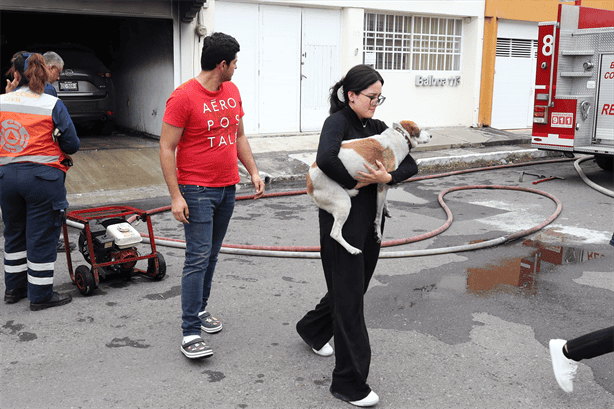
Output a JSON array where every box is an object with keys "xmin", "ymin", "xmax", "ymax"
[{"xmin": 65, "ymin": 126, "xmax": 546, "ymax": 207}]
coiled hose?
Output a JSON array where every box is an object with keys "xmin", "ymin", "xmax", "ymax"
[
  {"xmin": 66, "ymin": 157, "xmax": 579, "ymax": 259},
  {"xmin": 573, "ymin": 156, "xmax": 614, "ymax": 198}
]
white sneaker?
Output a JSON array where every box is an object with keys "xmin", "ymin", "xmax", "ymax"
[
  {"xmin": 549, "ymin": 339, "xmax": 578, "ymax": 393},
  {"xmin": 349, "ymin": 391, "xmax": 379, "ymax": 407},
  {"xmin": 312, "ymin": 342, "xmax": 333, "ymax": 357}
]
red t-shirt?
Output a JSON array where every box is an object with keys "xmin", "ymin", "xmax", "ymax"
[{"xmin": 163, "ymin": 79, "xmax": 245, "ymax": 187}]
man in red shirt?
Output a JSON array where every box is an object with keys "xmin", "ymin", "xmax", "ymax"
[{"xmin": 160, "ymin": 32, "xmax": 265, "ymax": 359}]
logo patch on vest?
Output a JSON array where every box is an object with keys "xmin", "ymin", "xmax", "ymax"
[{"xmin": 0, "ymin": 119, "xmax": 30, "ymax": 153}]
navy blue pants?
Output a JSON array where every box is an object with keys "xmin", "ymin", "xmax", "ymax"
[
  {"xmin": 297, "ymin": 185, "xmax": 382, "ymax": 402},
  {"xmin": 0, "ymin": 163, "xmax": 68, "ymax": 303}
]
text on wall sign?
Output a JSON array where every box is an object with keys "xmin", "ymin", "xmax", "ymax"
[{"xmin": 415, "ymin": 75, "xmax": 461, "ymax": 87}]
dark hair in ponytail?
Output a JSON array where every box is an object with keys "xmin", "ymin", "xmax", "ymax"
[
  {"xmin": 329, "ymin": 64, "xmax": 384, "ymax": 115},
  {"xmin": 11, "ymin": 52, "xmax": 47, "ymax": 94}
]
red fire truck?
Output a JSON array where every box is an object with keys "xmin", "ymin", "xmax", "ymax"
[{"xmin": 531, "ymin": 2, "xmax": 614, "ymax": 171}]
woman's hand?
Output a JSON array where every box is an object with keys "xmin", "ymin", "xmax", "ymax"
[
  {"xmin": 354, "ymin": 160, "xmax": 392, "ymax": 189},
  {"xmin": 5, "ymin": 77, "xmax": 18, "ymax": 93}
]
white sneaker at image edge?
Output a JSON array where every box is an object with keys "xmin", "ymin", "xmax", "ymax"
[{"xmin": 549, "ymin": 339, "xmax": 578, "ymax": 393}]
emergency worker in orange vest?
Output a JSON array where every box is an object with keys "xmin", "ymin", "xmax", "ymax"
[{"xmin": 1, "ymin": 52, "xmax": 80, "ymax": 310}]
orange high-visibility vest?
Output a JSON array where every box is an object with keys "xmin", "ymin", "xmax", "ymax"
[{"xmin": 0, "ymin": 87, "xmax": 70, "ymax": 172}]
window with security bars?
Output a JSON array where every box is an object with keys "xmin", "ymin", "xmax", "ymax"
[
  {"xmin": 496, "ymin": 38, "xmax": 537, "ymax": 58},
  {"xmin": 363, "ymin": 13, "xmax": 462, "ymax": 71}
]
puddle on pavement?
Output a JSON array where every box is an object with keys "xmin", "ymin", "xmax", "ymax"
[{"xmin": 465, "ymin": 240, "xmax": 606, "ymax": 296}]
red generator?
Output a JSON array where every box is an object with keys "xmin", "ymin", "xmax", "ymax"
[
  {"xmin": 62, "ymin": 206, "xmax": 166, "ymax": 296},
  {"xmin": 532, "ymin": 2, "xmax": 614, "ymax": 171}
]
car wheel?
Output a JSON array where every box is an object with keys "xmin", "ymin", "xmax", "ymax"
[{"xmin": 97, "ymin": 119, "xmax": 114, "ymax": 135}]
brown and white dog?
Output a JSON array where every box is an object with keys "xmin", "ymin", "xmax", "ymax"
[{"xmin": 306, "ymin": 121, "xmax": 431, "ymax": 255}]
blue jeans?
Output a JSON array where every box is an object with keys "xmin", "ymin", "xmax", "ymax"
[{"xmin": 179, "ymin": 184, "xmax": 235, "ymax": 336}]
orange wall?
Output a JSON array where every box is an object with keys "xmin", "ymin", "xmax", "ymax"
[
  {"xmin": 485, "ymin": 0, "xmax": 614, "ymax": 22},
  {"xmin": 478, "ymin": 17, "xmax": 498, "ymax": 127},
  {"xmin": 479, "ymin": 0, "xmax": 614, "ymax": 127}
]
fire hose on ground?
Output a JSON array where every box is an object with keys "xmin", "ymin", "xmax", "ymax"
[
  {"xmin": 65, "ymin": 156, "xmax": 610, "ymax": 259},
  {"xmin": 573, "ymin": 156, "xmax": 614, "ymax": 198}
]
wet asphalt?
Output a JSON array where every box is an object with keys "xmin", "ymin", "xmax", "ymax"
[{"xmin": 1, "ymin": 132, "xmax": 613, "ymax": 409}]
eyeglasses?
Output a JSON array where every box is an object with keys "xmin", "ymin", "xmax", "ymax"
[{"xmin": 360, "ymin": 93, "xmax": 386, "ymax": 106}]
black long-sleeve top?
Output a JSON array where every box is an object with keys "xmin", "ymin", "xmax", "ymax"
[{"xmin": 316, "ymin": 105, "xmax": 418, "ymax": 190}]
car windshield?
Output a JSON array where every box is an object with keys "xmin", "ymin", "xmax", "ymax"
[{"xmin": 60, "ymin": 50, "xmax": 108, "ymax": 72}]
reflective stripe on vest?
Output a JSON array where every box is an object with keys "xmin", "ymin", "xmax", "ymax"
[
  {"xmin": 0, "ymin": 155, "xmax": 61, "ymax": 165},
  {"xmin": 0, "ymin": 87, "xmax": 68, "ymax": 172}
]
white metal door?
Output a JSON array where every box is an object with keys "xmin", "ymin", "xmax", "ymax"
[
  {"xmin": 214, "ymin": 2, "xmax": 260, "ymax": 135},
  {"xmin": 258, "ymin": 5, "xmax": 301, "ymax": 134},
  {"xmin": 491, "ymin": 38, "xmax": 537, "ymax": 129},
  {"xmin": 215, "ymin": 3, "xmax": 341, "ymax": 135},
  {"xmin": 300, "ymin": 8, "xmax": 341, "ymax": 132}
]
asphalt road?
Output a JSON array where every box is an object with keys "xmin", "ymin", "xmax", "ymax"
[{"xmin": 1, "ymin": 157, "xmax": 613, "ymax": 409}]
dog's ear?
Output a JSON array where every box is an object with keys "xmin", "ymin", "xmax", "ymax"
[{"xmin": 400, "ymin": 120, "xmax": 420, "ymax": 137}]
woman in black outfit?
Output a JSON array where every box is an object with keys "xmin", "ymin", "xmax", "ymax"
[{"xmin": 296, "ymin": 64, "xmax": 418, "ymax": 407}]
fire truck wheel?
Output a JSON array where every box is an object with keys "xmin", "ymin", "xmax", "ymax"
[
  {"xmin": 75, "ymin": 265, "xmax": 96, "ymax": 296},
  {"xmin": 148, "ymin": 253, "xmax": 166, "ymax": 281},
  {"xmin": 595, "ymin": 155, "xmax": 613, "ymax": 172}
]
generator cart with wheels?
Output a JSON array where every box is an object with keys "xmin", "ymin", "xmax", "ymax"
[{"xmin": 62, "ymin": 205, "xmax": 166, "ymax": 296}]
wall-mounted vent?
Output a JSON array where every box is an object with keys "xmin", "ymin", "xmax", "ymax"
[{"xmin": 496, "ymin": 38, "xmax": 537, "ymax": 58}]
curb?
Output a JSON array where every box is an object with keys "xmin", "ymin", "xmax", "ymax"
[
  {"xmin": 239, "ymin": 146, "xmax": 562, "ymax": 188},
  {"xmin": 410, "ymin": 137, "xmax": 532, "ymax": 153}
]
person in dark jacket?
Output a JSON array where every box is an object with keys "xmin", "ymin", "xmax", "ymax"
[{"xmin": 296, "ymin": 64, "xmax": 418, "ymax": 407}]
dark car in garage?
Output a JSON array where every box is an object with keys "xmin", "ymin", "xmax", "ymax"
[{"xmin": 45, "ymin": 44, "xmax": 116, "ymax": 135}]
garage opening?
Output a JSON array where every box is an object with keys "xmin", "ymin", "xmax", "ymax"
[{"xmin": 1, "ymin": 10, "xmax": 174, "ymax": 137}]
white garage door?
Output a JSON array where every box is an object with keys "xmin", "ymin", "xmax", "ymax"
[
  {"xmin": 258, "ymin": 5, "xmax": 302, "ymax": 134},
  {"xmin": 215, "ymin": 2, "xmax": 341, "ymax": 135},
  {"xmin": 491, "ymin": 20, "xmax": 538, "ymax": 130}
]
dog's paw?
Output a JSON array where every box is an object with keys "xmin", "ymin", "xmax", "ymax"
[{"xmin": 383, "ymin": 202, "xmax": 392, "ymax": 218}]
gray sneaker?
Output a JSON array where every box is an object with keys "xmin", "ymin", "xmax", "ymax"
[
  {"xmin": 181, "ymin": 337, "xmax": 213, "ymax": 359},
  {"xmin": 200, "ymin": 311, "xmax": 223, "ymax": 333}
]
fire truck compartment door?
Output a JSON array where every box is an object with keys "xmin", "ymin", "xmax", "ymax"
[{"xmin": 596, "ymin": 54, "xmax": 614, "ymax": 142}]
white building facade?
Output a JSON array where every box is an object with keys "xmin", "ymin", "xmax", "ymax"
[
  {"xmin": 179, "ymin": 0, "xmax": 486, "ymax": 135},
  {"xmin": 1, "ymin": 0, "xmax": 485, "ymax": 136}
]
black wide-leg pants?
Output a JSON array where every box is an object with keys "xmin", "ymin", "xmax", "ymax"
[
  {"xmin": 297, "ymin": 186, "xmax": 383, "ymax": 402},
  {"xmin": 567, "ymin": 326, "xmax": 614, "ymax": 361}
]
